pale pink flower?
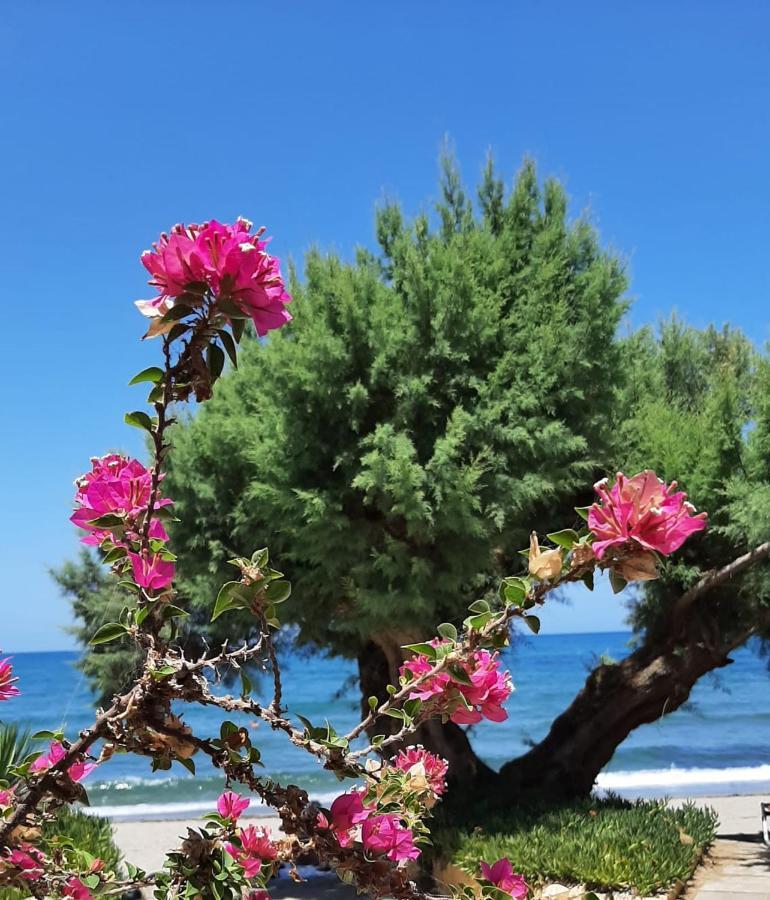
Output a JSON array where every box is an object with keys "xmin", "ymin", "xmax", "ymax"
[
  {"xmin": 392, "ymin": 746, "xmax": 448, "ymax": 797},
  {"xmin": 30, "ymin": 741, "xmax": 96, "ymax": 782},
  {"xmin": 7, "ymin": 844, "xmax": 44, "ymax": 880},
  {"xmin": 217, "ymin": 790, "xmax": 251, "ymax": 821},
  {"xmin": 480, "ymin": 858, "xmax": 528, "ymax": 898},
  {"xmin": 588, "ymin": 470, "xmax": 707, "ymax": 559},
  {"xmin": 224, "ymin": 825, "xmax": 276, "ymax": 879},
  {"xmin": 128, "ymin": 551, "xmax": 175, "ymax": 591},
  {"xmin": 329, "ymin": 791, "xmax": 371, "ymax": 847},
  {"xmin": 62, "ymin": 876, "xmax": 93, "ymax": 900},
  {"xmin": 400, "ymin": 643, "xmax": 512, "ymax": 726},
  {"xmin": 0, "ymin": 657, "xmax": 20, "ymax": 702},
  {"xmin": 361, "ymin": 814, "xmax": 420, "ymax": 862}
]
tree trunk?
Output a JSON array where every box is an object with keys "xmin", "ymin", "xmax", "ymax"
[
  {"xmin": 357, "ymin": 637, "xmax": 495, "ymax": 788},
  {"xmin": 495, "ymin": 635, "xmax": 734, "ymax": 801}
]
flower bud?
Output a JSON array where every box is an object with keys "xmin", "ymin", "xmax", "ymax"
[{"xmin": 528, "ymin": 532, "xmax": 563, "ymax": 580}]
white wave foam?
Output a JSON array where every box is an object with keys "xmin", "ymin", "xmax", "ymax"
[
  {"xmin": 597, "ymin": 764, "xmax": 770, "ymax": 790},
  {"xmin": 84, "ymin": 790, "xmax": 341, "ymax": 821}
]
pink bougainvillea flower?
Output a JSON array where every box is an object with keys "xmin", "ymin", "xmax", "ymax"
[
  {"xmin": 224, "ymin": 825, "xmax": 276, "ymax": 879},
  {"xmin": 7, "ymin": 845, "xmax": 45, "ymax": 881},
  {"xmin": 392, "ymin": 746, "xmax": 449, "ymax": 797},
  {"xmin": 480, "ymin": 858, "xmax": 528, "ymax": 899},
  {"xmin": 217, "ymin": 790, "xmax": 251, "ymax": 821},
  {"xmin": 128, "ymin": 551, "xmax": 175, "ymax": 591},
  {"xmin": 62, "ymin": 876, "xmax": 93, "ymax": 900},
  {"xmin": 588, "ymin": 470, "xmax": 707, "ymax": 559},
  {"xmin": 30, "ymin": 741, "xmax": 96, "ymax": 783},
  {"xmin": 248, "ymin": 893, "xmax": 270, "ymax": 900},
  {"xmin": 71, "ymin": 454, "xmax": 172, "ymax": 546},
  {"xmin": 0, "ymin": 657, "xmax": 20, "ymax": 702},
  {"xmin": 329, "ymin": 791, "xmax": 371, "ymax": 847},
  {"xmin": 400, "ymin": 643, "xmax": 512, "ymax": 726},
  {"xmin": 361, "ymin": 814, "xmax": 420, "ymax": 862},
  {"xmin": 137, "ymin": 218, "xmax": 292, "ymax": 337},
  {"xmin": 0, "ymin": 786, "xmax": 15, "ymax": 807}
]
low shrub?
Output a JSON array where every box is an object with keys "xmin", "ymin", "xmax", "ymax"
[{"xmin": 431, "ymin": 794, "xmax": 718, "ymax": 896}]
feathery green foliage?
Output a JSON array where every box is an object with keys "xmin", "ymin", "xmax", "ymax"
[
  {"xmin": 614, "ymin": 319, "xmax": 770, "ymax": 645},
  {"xmin": 162, "ymin": 156, "xmax": 627, "ymax": 659}
]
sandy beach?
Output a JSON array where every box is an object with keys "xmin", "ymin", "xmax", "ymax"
[{"xmin": 109, "ymin": 794, "xmax": 769, "ymax": 897}]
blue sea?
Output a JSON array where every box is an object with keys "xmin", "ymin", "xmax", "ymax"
[{"xmin": 3, "ymin": 633, "xmax": 770, "ymax": 820}]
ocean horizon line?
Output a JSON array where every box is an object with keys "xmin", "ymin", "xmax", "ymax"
[{"xmin": 6, "ymin": 628, "xmax": 637, "ymax": 656}]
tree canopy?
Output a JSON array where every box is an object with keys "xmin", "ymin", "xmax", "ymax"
[{"xmin": 162, "ymin": 156, "xmax": 627, "ymax": 660}]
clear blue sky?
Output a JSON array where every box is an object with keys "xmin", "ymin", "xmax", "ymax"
[{"xmin": 2, "ymin": 3, "xmax": 768, "ymax": 650}]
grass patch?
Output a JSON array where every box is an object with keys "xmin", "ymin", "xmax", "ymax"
[{"xmin": 431, "ymin": 794, "xmax": 718, "ymax": 896}]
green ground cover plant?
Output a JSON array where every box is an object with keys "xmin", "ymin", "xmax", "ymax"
[{"xmin": 432, "ymin": 795, "xmax": 718, "ymax": 896}]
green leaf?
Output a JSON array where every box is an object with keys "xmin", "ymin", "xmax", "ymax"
[
  {"xmin": 503, "ymin": 577, "xmax": 528, "ymax": 606},
  {"xmin": 207, "ymin": 342, "xmax": 226, "ymax": 379},
  {"xmin": 264, "ymin": 580, "xmax": 291, "ymax": 604},
  {"xmin": 437, "ymin": 622, "xmax": 458, "ymax": 642},
  {"xmin": 582, "ymin": 570, "xmax": 595, "ymax": 591},
  {"xmin": 575, "ymin": 505, "xmax": 591, "ymax": 521},
  {"xmin": 32, "ymin": 730, "xmax": 63, "ymax": 742},
  {"xmin": 368, "ymin": 696, "xmax": 378, "ymax": 711},
  {"xmin": 468, "ymin": 599, "xmax": 490, "ymax": 614},
  {"xmin": 240, "ymin": 670, "xmax": 252, "ymax": 697},
  {"xmin": 129, "ymin": 366, "xmax": 164, "ymax": 386},
  {"xmin": 90, "ymin": 622, "xmax": 129, "ymax": 645},
  {"xmin": 167, "ymin": 322, "xmax": 190, "ymax": 342},
  {"xmin": 161, "ymin": 304, "xmax": 193, "ymax": 323},
  {"xmin": 231, "ymin": 318, "xmax": 247, "ymax": 343},
  {"xmin": 448, "ymin": 663, "xmax": 474, "ymax": 685},
  {"xmin": 102, "ymin": 546, "xmax": 127, "ymax": 564},
  {"xmin": 125, "ymin": 410, "xmax": 154, "ymax": 432},
  {"xmin": 211, "ymin": 581, "xmax": 249, "ymax": 621},
  {"xmin": 176, "ymin": 756, "xmax": 196, "ymax": 775},
  {"xmin": 467, "ymin": 611, "xmax": 492, "ymax": 630},
  {"xmin": 217, "ymin": 329, "xmax": 238, "ymax": 368},
  {"xmin": 547, "ymin": 528, "xmax": 580, "ymax": 550},
  {"xmin": 162, "ymin": 604, "xmax": 189, "ymax": 621},
  {"xmin": 87, "ymin": 513, "xmax": 124, "ymax": 529},
  {"xmin": 609, "ymin": 570, "xmax": 627, "ymax": 594},
  {"xmin": 523, "ymin": 615, "xmax": 541, "ymax": 635},
  {"xmin": 402, "ymin": 642, "xmax": 437, "ymax": 659}
]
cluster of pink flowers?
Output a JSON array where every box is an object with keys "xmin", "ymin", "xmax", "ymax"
[
  {"xmin": 588, "ymin": 470, "xmax": 707, "ymax": 559},
  {"xmin": 400, "ymin": 643, "xmax": 512, "ymax": 726},
  {"xmin": 322, "ymin": 792, "xmax": 419, "ymax": 862},
  {"xmin": 30, "ymin": 741, "xmax": 96, "ymax": 783},
  {"xmin": 224, "ymin": 824, "xmax": 277, "ymax": 879},
  {"xmin": 137, "ymin": 218, "xmax": 292, "ymax": 337},
  {"xmin": 480, "ymin": 858, "xmax": 528, "ymax": 899},
  {"xmin": 71, "ymin": 454, "xmax": 175, "ymax": 591},
  {"xmin": 392, "ymin": 746, "xmax": 448, "ymax": 797},
  {"xmin": 0, "ymin": 658, "xmax": 19, "ymax": 702}
]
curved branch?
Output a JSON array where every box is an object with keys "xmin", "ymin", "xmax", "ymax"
[{"xmin": 673, "ymin": 540, "xmax": 770, "ymax": 626}]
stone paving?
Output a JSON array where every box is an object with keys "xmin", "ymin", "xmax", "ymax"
[{"xmin": 682, "ymin": 796, "xmax": 770, "ymax": 900}]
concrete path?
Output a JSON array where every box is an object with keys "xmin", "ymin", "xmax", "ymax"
[{"xmin": 678, "ymin": 796, "xmax": 770, "ymax": 899}]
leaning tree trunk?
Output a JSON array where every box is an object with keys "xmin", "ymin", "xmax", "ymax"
[
  {"xmin": 357, "ymin": 635, "xmax": 495, "ymax": 788},
  {"xmin": 494, "ymin": 633, "xmax": 735, "ymax": 801},
  {"xmin": 493, "ymin": 541, "xmax": 770, "ymax": 801}
]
